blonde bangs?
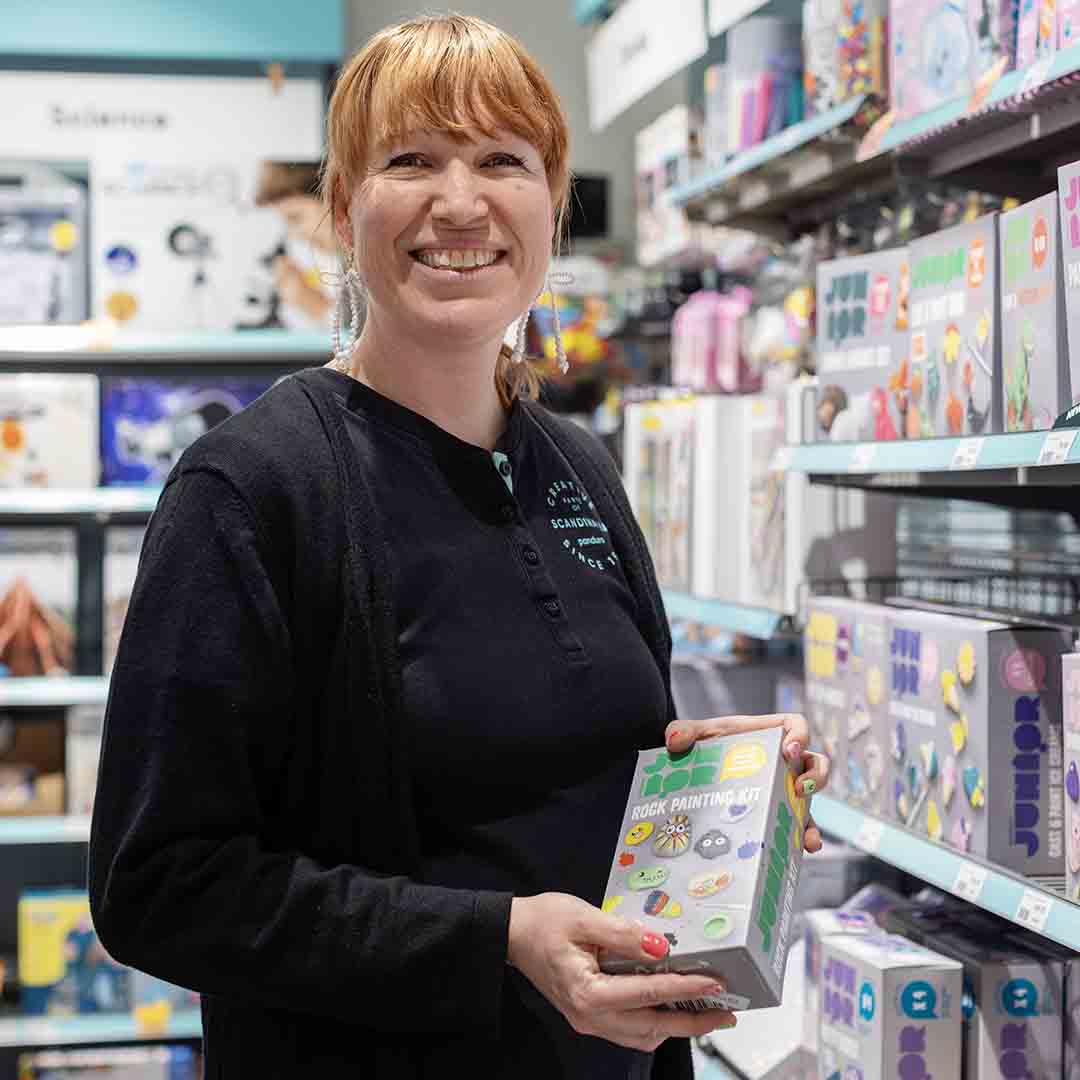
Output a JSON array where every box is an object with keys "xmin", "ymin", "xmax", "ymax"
[{"xmin": 323, "ymin": 14, "xmax": 570, "ymax": 241}]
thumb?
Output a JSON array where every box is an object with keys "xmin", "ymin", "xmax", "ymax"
[{"xmin": 581, "ymin": 907, "xmax": 670, "ymax": 963}]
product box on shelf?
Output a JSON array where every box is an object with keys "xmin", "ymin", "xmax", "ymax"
[
  {"xmin": 103, "ymin": 526, "xmax": 145, "ymax": 675},
  {"xmin": 599, "ymin": 726, "xmax": 807, "ymax": 1011},
  {"xmin": 1063, "ymin": 1, "xmax": 1080, "ymax": 47},
  {"xmin": 18, "ymin": 889, "xmax": 130, "ymax": 1016},
  {"xmin": 0, "ymin": 707, "xmax": 64, "ymax": 816},
  {"xmin": 802, "ymin": 906, "xmax": 880, "ymax": 1055},
  {"xmin": 0, "ymin": 527, "xmax": 77, "ymax": 678},
  {"xmin": 837, "ymin": 0, "xmax": 889, "ymax": 100},
  {"xmin": 817, "ymin": 931, "xmax": 963, "ymax": 1080},
  {"xmin": 704, "ymin": 63, "xmax": 731, "ymax": 171},
  {"xmin": 814, "ymin": 245, "xmax": 910, "ymax": 442},
  {"xmin": 622, "ymin": 397, "xmax": 694, "ymax": 593},
  {"xmin": 887, "ymin": 908, "xmax": 1065, "ymax": 1078},
  {"xmin": 1056, "ymin": 158, "xmax": 1080, "ymax": 414},
  {"xmin": 65, "ymin": 705, "xmax": 104, "ymax": 817},
  {"xmin": 1000, "ymin": 192, "xmax": 1068, "ymax": 431},
  {"xmin": 1064, "ymin": 652, "xmax": 1080, "ymax": 902},
  {"xmin": 907, "ymin": 213, "xmax": 1002, "ymax": 437},
  {"xmin": 727, "ymin": 18, "xmax": 804, "ymax": 150},
  {"xmin": 886, "ymin": 604, "xmax": 1070, "ymax": 875},
  {"xmin": 100, "ymin": 375, "xmax": 273, "ymax": 486},
  {"xmin": 17, "ymin": 1046, "xmax": 200, "ymax": 1079},
  {"xmin": 691, "ymin": 394, "xmax": 787, "ymax": 611},
  {"xmin": 803, "ymin": 0, "xmax": 843, "ymax": 117},
  {"xmin": 0, "ymin": 374, "xmax": 99, "ymax": 488},
  {"xmin": 804, "ymin": 597, "xmax": 890, "ymax": 817}
]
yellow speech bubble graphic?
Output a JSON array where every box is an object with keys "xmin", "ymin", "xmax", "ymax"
[{"xmin": 720, "ymin": 742, "xmax": 768, "ymax": 782}]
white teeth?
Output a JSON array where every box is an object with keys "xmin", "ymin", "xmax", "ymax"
[{"xmin": 416, "ymin": 249, "xmax": 500, "ymax": 270}]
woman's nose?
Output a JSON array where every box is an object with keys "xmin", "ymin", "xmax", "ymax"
[{"xmin": 431, "ymin": 160, "xmax": 489, "ymax": 225}]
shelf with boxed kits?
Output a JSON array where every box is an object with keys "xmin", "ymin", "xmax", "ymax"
[
  {"xmin": 0, "ymin": 817, "xmax": 90, "ymax": 848},
  {"xmin": 0, "ymin": 677, "xmax": 109, "ymax": 710},
  {"xmin": 0, "ymin": 1009, "xmax": 202, "ymax": 1051},
  {"xmin": 661, "ymin": 589, "xmax": 795, "ymax": 641},
  {"xmin": 0, "ymin": 489, "xmax": 160, "ymax": 523},
  {"xmin": 813, "ymin": 795, "xmax": 1080, "ymax": 951}
]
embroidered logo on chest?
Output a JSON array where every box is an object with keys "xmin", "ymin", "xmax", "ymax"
[{"xmin": 546, "ymin": 478, "xmax": 619, "ymax": 572}]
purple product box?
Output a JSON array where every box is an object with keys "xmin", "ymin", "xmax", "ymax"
[
  {"xmin": 817, "ymin": 932, "xmax": 962, "ymax": 1080},
  {"xmin": 908, "ymin": 213, "xmax": 1002, "ymax": 437},
  {"xmin": 1001, "ymin": 192, "xmax": 1069, "ymax": 430},
  {"xmin": 1064, "ymin": 652, "xmax": 1080, "ymax": 903},
  {"xmin": 100, "ymin": 376, "xmax": 273, "ymax": 486},
  {"xmin": 599, "ymin": 727, "xmax": 806, "ymax": 1010},
  {"xmin": 886, "ymin": 605, "xmax": 1069, "ymax": 875},
  {"xmin": 814, "ymin": 246, "xmax": 910, "ymax": 443},
  {"xmin": 1056, "ymin": 158, "xmax": 1080, "ymax": 413}
]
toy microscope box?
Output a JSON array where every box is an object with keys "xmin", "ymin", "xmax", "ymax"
[
  {"xmin": 1064, "ymin": 652, "xmax": 1080, "ymax": 902},
  {"xmin": 885, "ymin": 605, "xmax": 1070, "ymax": 875},
  {"xmin": 816, "ymin": 931, "xmax": 962, "ymax": 1080},
  {"xmin": 908, "ymin": 213, "xmax": 1002, "ymax": 438},
  {"xmin": 814, "ymin": 246, "xmax": 910, "ymax": 443},
  {"xmin": 804, "ymin": 597, "xmax": 890, "ymax": 816},
  {"xmin": 1000, "ymin": 192, "xmax": 1069, "ymax": 431},
  {"xmin": 1056, "ymin": 158, "xmax": 1080, "ymax": 415},
  {"xmin": 599, "ymin": 725, "xmax": 807, "ymax": 1011}
]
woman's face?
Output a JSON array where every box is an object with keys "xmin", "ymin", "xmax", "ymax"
[{"xmin": 341, "ymin": 124, "xmax": 553, "ymax": 353}]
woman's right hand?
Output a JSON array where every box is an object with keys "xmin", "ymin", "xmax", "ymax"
[{"xmin": 506, "ymin": 893, "xmax": 737, "ymax": 1053}]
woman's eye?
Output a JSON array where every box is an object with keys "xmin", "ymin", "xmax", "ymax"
[
  {"xmin": 387, "ymin": 153, "xmax": 427, "ymax": 168},
  {"xmin": 486, "ymin": 153, "xmax": 527, "ymax": 168}
]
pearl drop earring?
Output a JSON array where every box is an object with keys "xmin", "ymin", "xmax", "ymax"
[{"xmin": 332, "ymin": 256, "xmax": 364, "ymax": 369}]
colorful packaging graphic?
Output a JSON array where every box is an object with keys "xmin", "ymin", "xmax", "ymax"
[
  {"xmin": 804, "ymin": 0, "xmax": 843, "ymax": 117},
  {"xmin": 100, "ymin": 376, "xmax": 273, "ymax": 486},
  {"xmin": 599, "ymin": 727, "xmax": 807, "ymax": 1010},
  {"xmin": 1064, "ymin": 653, "xmax": 1080, "ymax": 903},
  {"xmin": 817, "ymin": 931, "xmax": 962, "ymax": 1080},
  {"xmin": 1063, "ymin": 0, "xmax": 1080, "ymax": 46},
  {"xmin": 907, "ymin": 214, "xmax": 1002, "ymax": 437},
  {"xmin": 1000, "ymin": 192, "xmax": 1069, "ymax": 430},
  {"xmin": 1056, "ymin": 158, "xmax": 1080, "ymax": 413},
  {"xmin": 815, "ymin": 246, "xmax": 910, "ymax": 442},
  {"xmin": 0, "ymin": 375, "xmax": 99, "ymax": 488},
  {"xmin": 885, "ymin": 604, "xmax": 1070, "ymax": 875}
]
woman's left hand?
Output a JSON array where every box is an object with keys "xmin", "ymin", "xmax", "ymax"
[{"xmin": 664, "ymin": 713, "xmax": 830, "ymax": 853}]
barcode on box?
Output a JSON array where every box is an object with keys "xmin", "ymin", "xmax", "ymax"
[
  {"xmin": 952, "ymin": 862, "xmax": 987, "ymax": 903},
  {"xmin": 1015, "ymin": 888, "xmax": 1052, "ymax": 932}
]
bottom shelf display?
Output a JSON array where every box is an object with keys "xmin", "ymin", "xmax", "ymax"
[
  {"xmin": 813, "ymin": 795, "xmax": 1080, "ymax": 951},
  {"xmin": 0, "ymin": 1009, "xmax": 201, "ymax": 1049}
]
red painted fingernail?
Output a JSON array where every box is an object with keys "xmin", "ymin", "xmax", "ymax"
[{"xmin": 642, "ymin": 933, "xmax": 668, "ymax": 958}]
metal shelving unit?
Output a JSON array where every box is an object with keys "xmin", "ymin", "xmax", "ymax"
[{"xmin": 0, "ymin": 677, "xmax": 109, "ymax": 709}]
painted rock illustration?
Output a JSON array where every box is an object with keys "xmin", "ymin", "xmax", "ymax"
[
  {"xmin": 1067, "ymin": 760, "xmax": 1080, "ymax": 803},
  {"xmin": 962, "ymin": 766, "xmax": 985, "ymax": 809},
  {"xmin": 694, "ymin": 829, "xmax": 730, "ymax": 859},
  {"xmin": 942, "ymin": 755, "xmax": 957, "ymax": 808},
  {"xmin": 644, "ymin": 889, "xmax": 681, "ymax": 918},
  {"xmin": 627, "ymin": 866, "xmax": 669, "ymax": 891},
  {"xmin": 688, "ymin": 870, "xmax": 732, "ymax": 898},
  {"xmin": 653, "ymin": 814, "xmax": 692, "ymax": 858}
]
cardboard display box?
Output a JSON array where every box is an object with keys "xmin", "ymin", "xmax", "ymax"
[{"xmin": 600, "ymin": 726, "xmax": 807, "ymax": 1011}]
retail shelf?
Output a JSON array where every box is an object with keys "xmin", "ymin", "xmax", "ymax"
[
  {"xmin": 774, "ymin": 429, "xmax": 1080, "ymax": 488},
  {"xmin": 0, "ymin": 327, "xmax": 329, "ymax": 369},
  {"xmin": 813, "ymin": 795, "xmax": 1080, "ymax": 950},
  {"xmin": 670, "ymin": 96, "xmax": 880, "ymax": 236},
  {"xmin": 0, "ymin": 488, "xmax": 160, "ymax": 519},
  {"xmin": 690, "ymin": 1044, "xmax": 739, "ymax": 1079},
  {"xmin": 0, "ymin": 677, "xmax": 109, "ymax": 708},
  {"xmin": 0, "ymin": 1010, "xmax": 201, "ymax": 1050},
  {"xmin": 0, "ymin": 817, "xmax": 91, "ymax": 846},
  {"xmin": 662, "ymin": 590, "xmax": 791, "ymax": 639}
]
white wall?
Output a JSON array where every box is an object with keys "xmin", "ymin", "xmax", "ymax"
[{"xmin": 345, "ymin": 1, "xmax": 689, "ymax": 252}]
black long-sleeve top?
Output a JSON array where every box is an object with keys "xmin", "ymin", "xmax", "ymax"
[{"xmin": 88, "ymin": 366, "xmax": 689, "ymax": 1078}]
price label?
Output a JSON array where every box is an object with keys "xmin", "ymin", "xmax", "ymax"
[
  {"xmin": 952, "ymin": 862, "xmax": 987, "ymax": 904},
  {"xmin": 950, "ymin": 438, "xmax": 984, "ymax": 470},
  {"xmin": 1015, "ymin": 888, "xmax": 1053, "ymax": 933},
  {"xmin": 854, "ymin": 817, "xmax": 884, "ymax": 855},
  {"xmin": 1020, "ymin": 55, "xmax": 1054, "ymax": 96},
  {"xmin": 770, "ymin": 446, "xmax": 793, "ymax": 472},
  {"xmin": 1037, "ymin": 429, "xmax": 1078, "ymax": 467},
  {"xmin": 849, "ymin": 443, "xmax": 878, "ymax": 472}
]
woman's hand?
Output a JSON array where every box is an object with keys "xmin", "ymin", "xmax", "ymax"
[
  {"xmin": 665, "ymin": 713, "xmax": 830, "ymax": 853},
  {"xmin": 507, "ymin": 893, "xmax": 736, "ymax": 1053}
]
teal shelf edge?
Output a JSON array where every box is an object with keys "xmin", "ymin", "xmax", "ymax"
[
  {"xmin": 0, "ymin": 816, "xmax": 90, "ymax": 846},
  {"xmin": 0, "ymin": 676, "xmax": 109, "ymax": 707},
  {"xmin": 669, "ymin": 95, "xmax": 868, "ymax": 207},
  {"xmin": 880, "ymin": 40, "xmax": 1080, "ymax": 153},
  {"xmin": 813, "ymin": 796, "xmax": 1080, "ymax": 951},
  {"xmin": 662, "ymin": 590, "xmax": 786, "ymax": 639},
  {"xmin": 779, "ymin": 428, "xmax": 1077, "ymax": 476},
  {"xmin": 0, "ymin": 489, "xmax": 161, "ymax": 515},
  {"xmin": 0, "ymin": 1009, "xmax": 202, "ymax": 1049}
]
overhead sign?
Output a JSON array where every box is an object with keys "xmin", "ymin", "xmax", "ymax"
[{"xmin": 586, "ymin": 0, "xmax": 707, "ymax": 131}]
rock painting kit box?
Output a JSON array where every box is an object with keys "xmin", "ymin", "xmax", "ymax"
[
  {"xmin": 816, "ymin": 931, "xmax": 962, "ymax": 1080},
  {"xmin": 907, "ymin": 213, "xmax": 1002, "ymax": 437},
  {"xmin": 1057, "ymin": 158, "xmax": 1080, "ymax": 416},
  {"xmin": 599, "ymin": 726, "xmax": 807, "ymax": 1011},
  {"xmin": 1064, "ymin": 652, "xmax": 1080, "ymax": 903},
  {"xmin": 1000, "ymin": 192, "xmax": 1069, "ymax": 431},
  {"xmin": 814, "ymin": 246, "xmax": 910, "ymax": 443},
  {"xmin": 885, "ymin": 604, "xmax": 1070, "ymax": 875},
  {"xmin": 804, "ymin": 597, "xmax": 890, "ymax": 816}
]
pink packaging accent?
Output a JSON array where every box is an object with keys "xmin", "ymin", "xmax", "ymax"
[
  {"xmin": 1061, "ymin": 0, "xmax": 1080, "ymax": 45},
  {"xmin": 1018, "ymin": 0, "xmax": 1042, "ymax": 65}
]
